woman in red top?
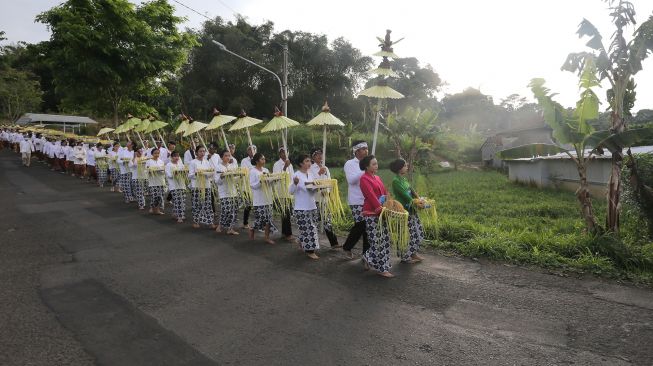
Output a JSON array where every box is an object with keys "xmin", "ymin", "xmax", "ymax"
[{"xmin": 359, "ymin": 155, "xmax": 394, "ymax": 278}]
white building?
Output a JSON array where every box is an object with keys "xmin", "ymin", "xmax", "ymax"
[{"xmin": 504, "ymin": 146, "xmax": 653, "ymax": 196}]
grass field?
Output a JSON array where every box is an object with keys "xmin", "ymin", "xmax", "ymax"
[{"xmin": 328, "ymin": 168, "xmax": 653, "ymax": 283}]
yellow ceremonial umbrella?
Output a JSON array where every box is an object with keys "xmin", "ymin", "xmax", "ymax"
[
  {"xmin": 228, "ymin": 110, "xmax": 262, "ymax": 147},
  {"xmin": 306, "ymin": 101, "xmax": 345, "ymax": 165},
  {"xmin": 205, "ymin": 108, "xmax": 236, "ymax": 149},
  {"xmin": 261, "ymin": 107, "xmax": 300, "ymax": 154},
  {"xmin": 97, "ymin": 127, "xmax": 115, "ymax": 136},
  {"xmin": 145, "ymin": 120, "xmax": 168, "ymax": 144},
  {"xmin": 183, "ymin": 120, "xmax": 208, "ymax": 148}
]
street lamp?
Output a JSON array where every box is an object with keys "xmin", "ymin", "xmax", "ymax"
[{"xmin": 211, "ymin": 40, "xmax": 288, "ymax": 116}]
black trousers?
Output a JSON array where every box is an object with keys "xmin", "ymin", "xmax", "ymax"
[
  {"xmin": 243, "ymin": 206, "xmax": 251, "ymax": 225},
  {"xmin": 342, "ymin": 220, "xmax": 369, "ymax": 253},
  {"xmin": 281, "ymin": 212, "xmax": 292, "ymax": 237},
  {"xmin": 324, "ymin": 227, "xmax": 339, "ymax": 247}
]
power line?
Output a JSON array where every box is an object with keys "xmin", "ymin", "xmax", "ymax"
[{"xmin": 170, "ymin": 0, "xmax": 238, "ymax": 21}]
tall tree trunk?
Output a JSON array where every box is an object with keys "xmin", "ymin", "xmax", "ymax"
[
  {"xmin": 577, "ymin": 163, "xmax": 600, "ymax": 234},
  {"xmin": 606, "ymin": 109, "xmax": 625, "ymax": 233}
]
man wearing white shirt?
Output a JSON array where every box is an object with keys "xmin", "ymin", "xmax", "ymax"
[
  {"xmin": 342, "ymin": 140, "xmax": 370, "ymax": 258},
  {"xmin": 228, "ymin": 144, "xmax": 238, "ymax": 167},
  {"xmin": 19, "ymin": 135, "xmax": 35, "ymax": 167},
  {"xmin": 240, "ymin": 145, "xmax": 256, "ymax": 228},
  {"xmin": 157, "ymin": 141, "xmax": 170, "ymax": 164},
  {"xmin": 118, "ymin": 141, "xmax": 136, "ymax": 203},
  {"xmin": 272, "ymin": 148, "xmax": 294, "ymax": 239}
]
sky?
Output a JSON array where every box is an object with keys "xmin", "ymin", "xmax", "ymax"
[{"xmin": 1, "ymin": 0, "xmax": 652, "ymax": 113}]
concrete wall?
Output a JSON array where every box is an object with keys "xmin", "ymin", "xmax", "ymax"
[{"xmin": 507, "ymin": 158, "xmax": 611, "ymax": 196}]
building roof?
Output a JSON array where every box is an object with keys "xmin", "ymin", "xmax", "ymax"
[
  {"xmin": 15, "ymin": 113, "xmax": 97, "ymax": 125},
  {"xmin": 506, "ymin": 145, "xmax": 653, "ymax": 162}
]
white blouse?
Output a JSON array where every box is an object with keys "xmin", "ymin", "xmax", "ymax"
[
  {"xmin": 310, "ymin": 163, "xmax": 331, "ymax": 204},
  {"xmin": 289, "ymin": 170, "xmax": 318, "ymax": 211},
  {"xmin": 146, "ymin": 158, "xmax": 166, "ymax": 187},
  {"xmin": 118, "ymin": 149, "xmax": 134, "ymax": 174},
  {"xmin": 188, "ymin": 158, "xmax": 213, "ymax": 189},
  {"xmin": 215, "ymin": 161, "xmax": 239, "ymax": 198},
  {"xmin": 249, "ymin": 166, "xmax": 271, "ymax": 207},
  {"xmin": 165, "ymin": 161, "xmax": 187, "ymax": 191}
]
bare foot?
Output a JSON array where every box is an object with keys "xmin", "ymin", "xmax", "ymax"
[
  {"xmin": 412, "ymin": 254, "xmax": 423, "ymax": 262},
  {"xmin": 227, "ymin": 229, "xmax": 239, "ymax": 235},
  {"xmin": 284, "ymin": 235, "xmax": 296, "ymax": 241},
  {"xmin": 215, "ymin": 225, "xmax": 223, "ymax": 233},
  {"xmin": 344, "ymin": 250, "xmax": 354, "ymax": 260},
  {"xmin": 209, "ymin": 224, "xmax": 217, "ymax": 230},
  {"xmin": 378, "ymin": 271, "xmax": 395, "ymax": 278},
  {"xmin": 264, "ymin": 239, "xmax": 275, "ymax": 245},
  {"xmin": 192, "ymin": 223, "xmax": 200, "ymax": 229},
  {"xmin": 249, "ymin": 229, "xmax": 255, "ymax": 239},
  {"xmin": 177, "ymin": 219, "xmax": 184, "ymax": 224},
  {"xmin": 149, "ymin": 208, "xmax": 154, "ymax": 214},
  {"xmin": 306, "ymin": 253, "xmax": 319, "ymax": 260}
]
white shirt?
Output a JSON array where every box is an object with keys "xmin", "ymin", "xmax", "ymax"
[
  {"xmin": 310, "ymin": 163, "xmax": 331, "ymax": 204},
  {"xmin": 344, "ymin": 157, "xmax": 364, "ymax": 205},
  {"xmin": 56, "ymin": 143, "xmax": 66, "ymax": 159},
  {"xmin": 145, "ymin": 158, "xmax": 166, "ymax": 187},
  {"xmin": 118, "ymin": 149, "xmax": 134, "ymax": 174},
  {"xmin": 240, "ymin": 156, "xmax": 253, "ymax": 169},
  {"xmin": 214, "ymin": 161, "xmax": 238, "ymax": 198},
  {"xmin": 166, "ymin": 161, "xmax": 187, "ymax": 191},
  {"xmin": 249, "ymin": 167, "xmax": 271, "ymax": 207},
  {"xmin": 289, "ymin": 170, "xmax": 318, "ymax": 211},
  {"xmin": 86, "ymin": 147, "xmax": 96, "ymax": 166},
  {"xmin": 19, "ymin": 139, "xmax": 34, "ymax": 153},
  {"xmin": 183, "ymin": 150, "xmax": 195, "ymax": 165},
  {"xmin": 158, "ymin": 147, "xmax": 170, "ymax": 164},
  {"xmin": 65, "ymin": 146, "xmax": 75, "ymax": 161},
  {"xmin": 73, "ymin": 146, "xmax": 86, "ymax": 164},
  {"xmin": 188, "ymin": 158, "xmax": 212, "ymax": 189},
  {"xmin": 273, "ymin": 158, "xmax": 294, "ymax": 176}
]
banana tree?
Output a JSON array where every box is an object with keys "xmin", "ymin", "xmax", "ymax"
[
  {"xmin": 500, "ymin": 59, "xmax": 653, "ymax": 234},
  {"xmin": 561, "ymin": 0, "xmax": 653, "ymax": 232}
]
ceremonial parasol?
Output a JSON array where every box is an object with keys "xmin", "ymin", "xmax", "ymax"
[
  {"xmin": 306, "ymin": 101, "xmax": 345, "ymax": 165},
  {"xmin": 183, "ymin": 120, "xmax": 209, "ymax": 148},
  {"xmin": 206, "ymin": 108, "xmax": 236, "ymax": 149},
  {"xmin": 358, "ymin": 29, "xmax": 405, "ymax": 155},
  {"xmin": 97, "ymin": 127, "xmax": 115, "ymax": 136},
  {"xmin": 228, "ymin": 110, "xmax": 262, "ymax": 147},
  {"xmin": 261, "ymin": 107, "xmax": 299, "ymax": 154}
]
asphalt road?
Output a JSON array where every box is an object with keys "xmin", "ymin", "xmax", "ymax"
[{"xmin": 1, "ymin": 149, "xmax": 653, "ymax": 366}]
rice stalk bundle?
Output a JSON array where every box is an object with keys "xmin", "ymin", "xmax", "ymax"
[{"xmin": 379, "ymin": 199, "xmax": 409, "ymax": 255}]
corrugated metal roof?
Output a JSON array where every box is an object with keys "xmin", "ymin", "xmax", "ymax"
[
  {"xmin": 15, "ymin": 113, "xmax": 97, "ymax": 125},
  {"xmin": 506, "ymin": 145, "xmax": 653, "ymax": 162}
]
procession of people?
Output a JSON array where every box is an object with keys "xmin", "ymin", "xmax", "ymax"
[{"xmin": 1, "ymin": 127, "xmax": 428, "ymax": 278}]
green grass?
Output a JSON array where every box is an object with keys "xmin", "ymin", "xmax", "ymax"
[{"xmin": 328, "ymin": 168, "xmax": 653, "ymax": 283}]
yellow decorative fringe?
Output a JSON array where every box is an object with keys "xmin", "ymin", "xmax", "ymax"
[
  {"xmin": 220, "ymin": 168, "xmax": 246, "ymax": 200},
  {"xmin": 195, "ymin": 168, "xmax": 214, "ymax": 200},
  {"xmin": 136, "ymin": 157, "xmax": 149, "ymax": 180},
  {"xmin": 261, "ymin": 172, "xmax": 293, "ymax": 216},
  {"xmin": 95, "ymin": 156, "xmax": 109, "ymax": 170},
  {"xmin": 311, "ymin": 178, "xmax": 345, "ymax": 224},
  {"xmin": 172, "ymin": 167, "xmax": 189, "ymax": 190},
  {"xmin": 378, "ymin": 200, "xmax": 410, "ymax": 255},
  {"xmin": 239, "ymin": 167, "xmax": 253, "ymax": 205},
  {"xmin": 147, "ymin": 166, "xmax": 166, "ymax": 188},
  {"xmin": 414, "ymin": 197, "xmax": 438, "ymax": 235}
]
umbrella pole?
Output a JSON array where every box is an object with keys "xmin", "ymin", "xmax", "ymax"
[
  {"xmin": 197, "ymin": 132, "xmax": 207, "ymax": 149},
  {"xmin": 220, "ymin": 127, "xmax": 229, "ymax": 149},
  {"xmin": 157, "ymin": 131, "xmax": 165, "ymax": 144},
  {"xmin": 322, "ymin": 125, "xmax": 327, "ymax": 165},
  {"xmin": 149, "ymin": 133, "xmax": 157, "ymax": 147},
  {"xmin": 246, "ymin": 128, "xmax": 253, "ymax": 147},
  {"xmin": 371, "ymin": 99, "xmax": 382, "ymax": 155},
  {"xmin": 135, "ymin": 131, "xmax": 146, "ymax": 149}
]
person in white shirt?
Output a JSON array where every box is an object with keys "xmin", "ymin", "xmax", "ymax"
[
  {"xmin": 73, "ymin": 142, "xmax": 87, "ymax": 178},
  {"xmin": 118, "ymin": 141, "xmax": 135, "ymax": 203},
  {"xmin": 157, "ymin": 141, "xmax": 170, "ymax": 164},
  {"xmin": 130, "ymin": 147, "xmax": 148, "ymax": 210},
  {"xmin": 145, "ymin": 148, "xmax": 166, "ymax": 215},
  {"xmin": 240, "ymin": 144, "xmax": 257, "ymax": 229},
  {"xmin": 249, "ymin": 152, "xmax": 278, "ymax": 244},
  {"xmin": 32, "ymin": 134, "xmax": 43, "ymax": 162},
  {"xmin": 86, "ymin": 144, "xmax": 96, "ymax": 182},
  {"xmin": 183, "ymin": 147, "xmax": 195, "ymax": 165},
  {"xmin": 55, "ymin": 140, "xmax": 66, "ymax": 173},
  {"xmin": 65, "ymin": 141, "xmax": 76, "ymax": 175},
  {"xmin": 214, "ymin": 149, "xmax": 240, "ymax": 235},
  {"xmin": 272, "ymin": 147, "xmax": 294, "ymax": 240},
  {"xmin": 94, "ymin": 143, "xmax": 109, "ymax": 188},
  {"xmin": 188, "ymin": 145, "xmax": 216, "ymax": 229},
  {"xmin": 228, "ymin": 144, "xmax": 238, "ymax": 167},
  {"xmin": 342, "ymin": 140, "xmax": 370, "ymax": 258},
  {"xmin": 289, "ymin": 154, "xmax": 321, "ymax": 260},
  {"xmin": 166, "ymin": 151, "xmax": 187, "ymax": 223},
  {"xmin": 19, "ymin": 135, "xmax": 35, "ymax": 167},
  {"xmin": 108, "ymin": 142, "xmax": 121, "ymax": 192},
  {"xmin": 309, "ymin": 148, "xmax": 340, "ymax": 248}
]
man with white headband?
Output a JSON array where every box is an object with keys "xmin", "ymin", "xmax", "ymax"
[{"xmin": 342, "ymin": 140, "xmax": 370, "ymax": 258}]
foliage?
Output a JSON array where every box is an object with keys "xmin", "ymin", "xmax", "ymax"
[
  {"xmin": 0, "ymin": 67, "xmax": 42, "ymax": 121},
  {"xmin": 622, "ymin": 152, "xmax": 653, "ymax": 239},
  {"xmin": 35, "ymin": 0, "xmax": 196, "ymax": 124}
]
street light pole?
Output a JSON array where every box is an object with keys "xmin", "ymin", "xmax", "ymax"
[{"xmin": 211, "ymin": 40, "xmax": 287, "ymax": 116}]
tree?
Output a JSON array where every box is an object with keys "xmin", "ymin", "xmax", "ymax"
[
  {"xmin": 383, "ymin": 107, "xmax": 441, "ymax": 179},
  {"xmin": 561, "ymin": 0, "xmax": 653, "ymax": 232},
  {"xmin": 36, "ymin": 0, "xmax": 196, "ymax": 124},
  {"xmin": 500, "ymin": 58, "xmax": 653, "ymax": 234},
  {"xmin": 0, "ymin": 67, "xmax": 42, "ymax": 121}
]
